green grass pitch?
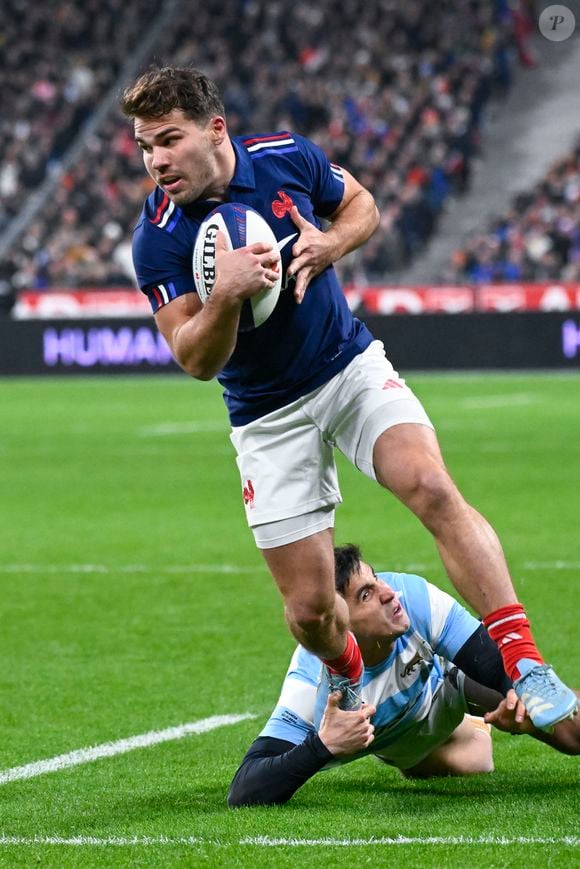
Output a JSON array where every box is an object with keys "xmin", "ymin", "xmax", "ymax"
[{"xmin": 0, "ymin": 372, "xmax": 578, "ymax": 868}]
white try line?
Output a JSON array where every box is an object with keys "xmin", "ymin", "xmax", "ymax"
[
  {"xmin": 139, "ymin": 421, "xmax": 227, "ymax": 436},
  {"xmin": 5, "ymin": 561, "xmax": 576, "ymax": 576},
  {"xmin": 0, "ymin": 835, "xmax": 577, "ymax": 847},
  {"xmin": 243, "ymin": 836, "xmax": 577, "ymax": 847},
  {"xmin": 0, "ymin": 714, "xmax": 255, "ymax": 786}
]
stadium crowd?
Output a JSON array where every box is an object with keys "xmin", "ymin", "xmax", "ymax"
[
  {"xmin": 0, "ymin": 0, "xmax": 158, "ymax": 232},
  {"xmin": 444, "ymin": 140, "xmax": 580, "ymax": 283},
  {"xmin": 3, "ymin": 0, "xmax": 538, "ymax": 296}
]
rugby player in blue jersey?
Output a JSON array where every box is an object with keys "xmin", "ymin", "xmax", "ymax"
[
  {"xmin": 120, "ymin": 66, "xmax": 576, "ymax": 730},
  {"xmin": 227, "ymin": 545, "xmax": 580, "ymax": 807}
]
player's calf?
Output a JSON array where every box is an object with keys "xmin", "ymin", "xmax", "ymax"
[{"xmin": 401, "ymin": 716, "xmax": 494, "ymax": 778}]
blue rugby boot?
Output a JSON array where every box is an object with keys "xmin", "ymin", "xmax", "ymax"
[{"xmin": 514, "ymin": 659, "xmax": 578, "ymax": 730}]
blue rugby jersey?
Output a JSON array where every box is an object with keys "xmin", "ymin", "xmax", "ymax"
[
  {"xmin": 132, "ymin": 131, "xmax": 373, "ymax": 425},
  {"xmin": 260, "ymin": 573, "xmax": 479, "ymax": 761}
]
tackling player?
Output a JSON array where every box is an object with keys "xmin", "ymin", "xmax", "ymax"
[
  {"xmin": 120, "ymin": 65, "xmax": 577, "ymax": 730},
  {"xmin": 227, "ymin": 545, "xmax": 580, "ymax": 807}
]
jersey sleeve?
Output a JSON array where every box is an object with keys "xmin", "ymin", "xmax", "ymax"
[
  {"xmin": 294, "ymin": 134, "xmax": 346, "ymax": 217},
  {"xmin": 424, "ymin": 580, "xmax": 480, "ymax": 659},
  {"xmin": 132, "ymin": 212, "xmax": 197, "ymax": 314},
  {"xmin": 259, "ymin": 646, "xmax": 320, "ymax": 745},
  {"xmin": 384, "ymin": 572, "xmax": 480, "ymax": 661},
  {"xmin": 227, "ymin": 733, "xmax": 334, "ymax": 807}
]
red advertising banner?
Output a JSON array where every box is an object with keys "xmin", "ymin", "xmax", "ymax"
[
  {"xmin": 13, "ymin": 283, "xmax": 580, "ymax": 319},
  {"xmin": 14, "ymin": 290, "xmax": 151, "ymax": 319},
  {"xmin": 357, "ymin": 284, "xmax": 580, "ymax": 314}
]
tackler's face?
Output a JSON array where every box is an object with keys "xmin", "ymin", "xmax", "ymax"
[
  {"xmin": 344, "ymin": 561, "xmax": 410, "ymax": 645},
  {"xmin": 135, "ymin": 109, "xmax": 225, "ymax": 205}
]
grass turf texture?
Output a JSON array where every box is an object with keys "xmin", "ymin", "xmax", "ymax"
[{"xmin": 0, "ymin": 372, "xmax": 578, "ymax": 868}]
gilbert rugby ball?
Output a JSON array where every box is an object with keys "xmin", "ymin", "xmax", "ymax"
[{"xmin": 192, "ymin": 203, "xmax": 282, "ymax": 331}]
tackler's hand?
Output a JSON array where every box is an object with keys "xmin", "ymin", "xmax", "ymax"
[
  {"xmin": 318, "ymin": 692, "xmax": 376, "ymax": 757},
  {"xmin": 484, "ymin": 689, "xmax": 535, "ymax": 735}
]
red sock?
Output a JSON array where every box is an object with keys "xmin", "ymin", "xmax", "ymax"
[
  {"xmin": 323, "ymin": 632, "xmax": 363, "ymax": 683},
  {"xmin": 483, "ymin": 604, "xmax": 543, "ymax": 681}
]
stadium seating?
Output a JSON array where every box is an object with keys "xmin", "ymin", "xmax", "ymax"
[
  {"xmin": 444, "ymin": 140, "xmax": 580, "ymax": 283},
  {"xmin": 2, "ymin": 0, "xmax": 535, "ymax": 294},
  {"xmin": 0, "ymin": 0, "xmax": 157, "ymax": 231}
]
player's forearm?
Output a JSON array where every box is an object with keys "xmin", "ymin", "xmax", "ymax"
[
  {"xmin": 486, "ymin": 691, "xmax": 580, "ymax": 753},
  {"xmin": 227, "ymin": 735, "xmax": 334, "ymax": 808},
  {"xmin": 172, "ymin": 293, "xmax": 242, "ymax": 379},
  {"xmin": 530, "ymin": 716, "xmax": 580, "ymax": 755},
  {"xmin": 514, "ymin": 691, "xmax": 580, "ymax": 754},
  {"xmin": 325, "ymin": 189, "xmax": 379, "ymax": 261}
]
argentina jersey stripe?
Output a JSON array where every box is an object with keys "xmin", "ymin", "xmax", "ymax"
[{"xmin": 364, "ymin": 634, "xmax": 445, "ymax": 750}]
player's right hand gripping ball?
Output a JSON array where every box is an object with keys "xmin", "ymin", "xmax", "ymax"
[{"xmin": 193, "ymin": 202, "xmax": 282, "ymax": 331}]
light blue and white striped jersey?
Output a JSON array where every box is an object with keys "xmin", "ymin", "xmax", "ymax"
[{"xmin": 260, "ymin": 572, "xmax": 479, "ymax": 760}]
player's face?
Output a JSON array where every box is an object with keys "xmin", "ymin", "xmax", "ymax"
[
  {"xmin": 344, "ymin": 562, "xmax": 410, "ymax": 644},
  {"xmin": 134, "ymin": 110, "xmax": 225, "ymax": 205}
]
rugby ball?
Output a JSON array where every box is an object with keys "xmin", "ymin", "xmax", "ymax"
[{"xmin": 192, "ymin": 203, "xmax": 282, "ymax": 331}]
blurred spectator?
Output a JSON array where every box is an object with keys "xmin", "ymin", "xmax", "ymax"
[
  {"xmin": 444, "ymin": 141, "xmax": 580, "ymax": 284},
  {"xmin": 4, "ymin": 0, "xmax": 529, "ymax": 291},
  {"xmin": 0, "ymin": 0, "xmax": 158, "ymax": 233}
]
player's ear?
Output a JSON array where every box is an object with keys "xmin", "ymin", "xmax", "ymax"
[{"xmin": 210, "ymin": 116, "xmax": 227, "ymax": 145}]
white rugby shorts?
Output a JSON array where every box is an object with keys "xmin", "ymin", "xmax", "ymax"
[{"xmin": 229, "ymin": 340, "xmax": 433, "ymax": 540}]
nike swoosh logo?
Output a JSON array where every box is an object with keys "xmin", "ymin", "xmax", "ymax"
[
  {"xmin": 277, "ymin": 232, "xmax": 298, "ymax": 252},
  {"xmin": 276, "ymin": 233, "xmax": 298, "ymax": 292}
]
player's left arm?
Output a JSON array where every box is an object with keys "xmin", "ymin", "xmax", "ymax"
[
  {"xmin": 227, "ymin": 693, "xmax": 376, "ymax": 808},
  {"xmin": 287, "ymin": 169, "xmax": 379, "ymax": 302},
  {"xmin": 452, "ymin": 624, "xmax": 512, "ymax": 697},
  {"xmin": 227, "ymin": 733, "xmax": 333, "ymax": 808}
]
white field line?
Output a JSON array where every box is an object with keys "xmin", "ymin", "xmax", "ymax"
[
  {"xmin": 0, "ymin": 835, "xmax": 576, "ymax": 847},
  {"xmin": 0, "ymin": 563, "xmax": 263, "ymax": 575},
  {"xmin": 460, "ymin": 393, "xmax": 536, "ymax": 410},
  {"xmin": 243, "ymin": 836, "xmax": 577, "ymax": 847},
  {"xmin": 389, "ymin": 563, "xmax": 433, "ymax": 573},
  {"xmin": 4, "ymin": 560, "xmax": 576, "ymax": 576},
  {"xmin": 379, "ymin": 561, "xmax": 580, "ymax": 574},
  {"xmin": 0, "ymin": 714, "xmax": 255, "ymax": 786},
  {"xmin": 139, "ymin": 422, "xmax": 227, "ymax": 436}
]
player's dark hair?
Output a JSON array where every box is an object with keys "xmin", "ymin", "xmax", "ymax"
[
  {"xmin": 120, "ymin": 66, "xmax": 225, "ymax": 123},
  {"xmin": 334, "ymin": 544, "xmax": 363, "ymax": 595}
]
